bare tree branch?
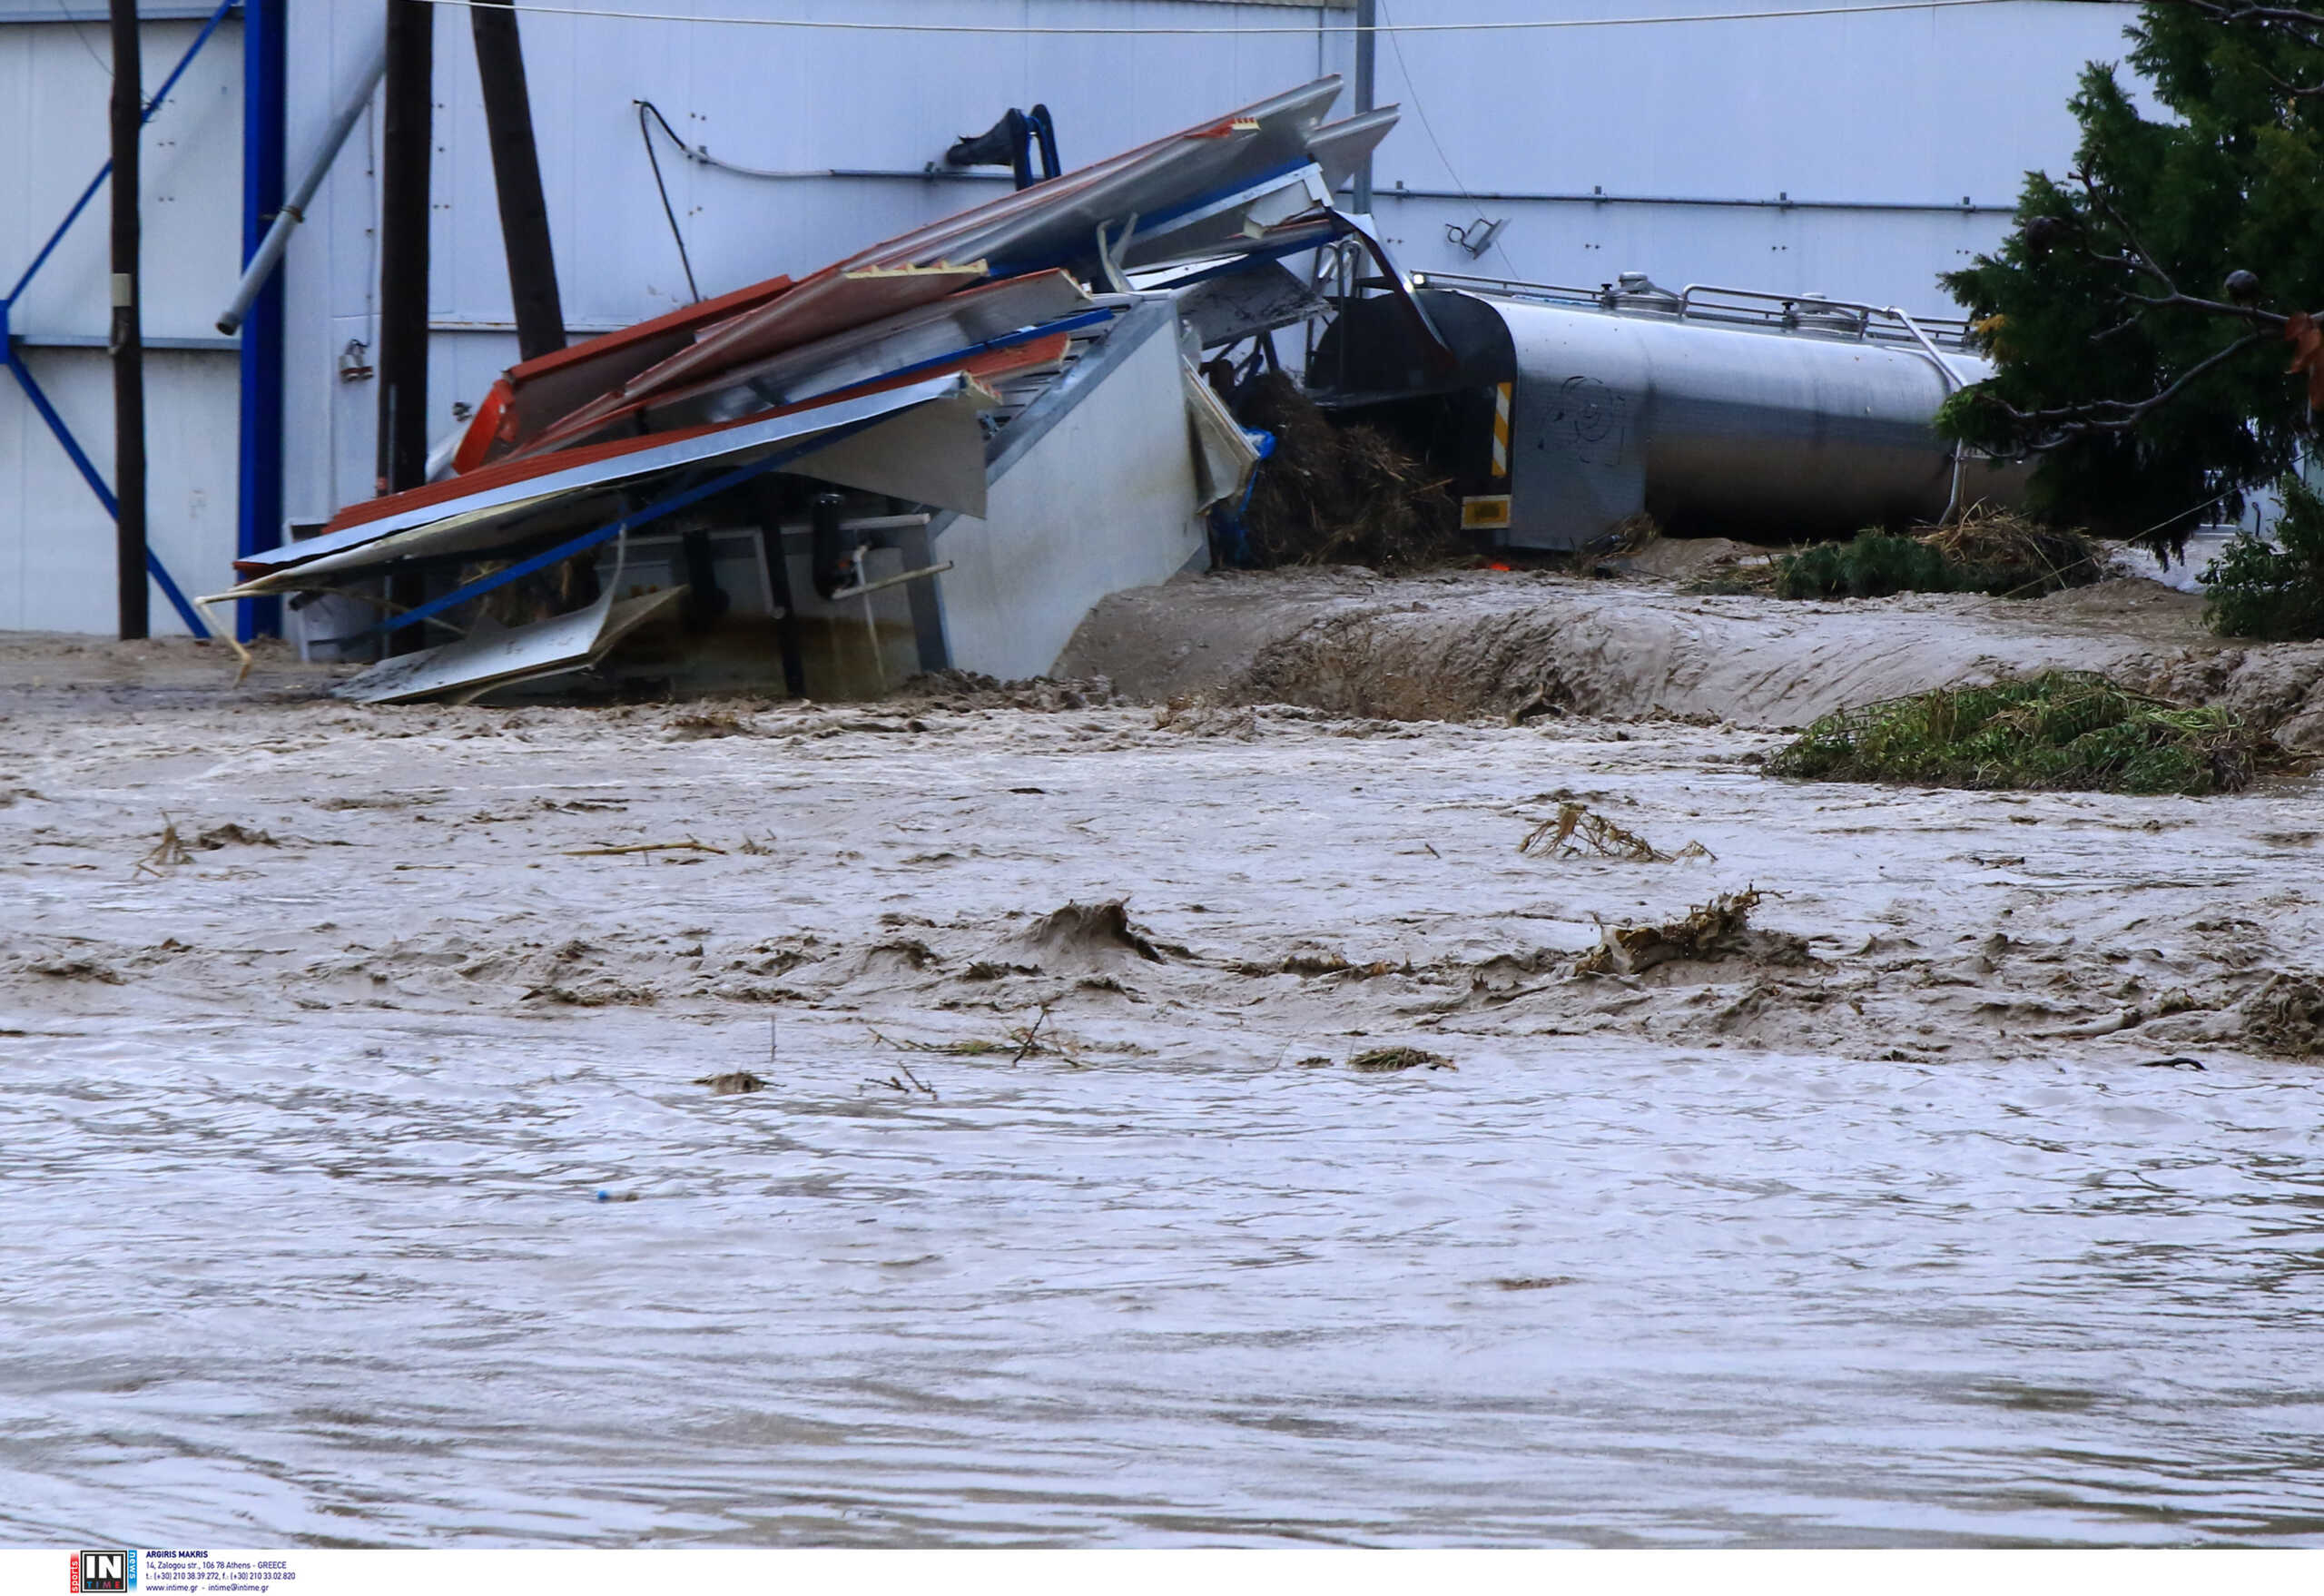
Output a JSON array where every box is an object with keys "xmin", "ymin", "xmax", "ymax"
[{"xmin": 1978, "ymin": 332, "xmax": 2270, "ymax": 446}]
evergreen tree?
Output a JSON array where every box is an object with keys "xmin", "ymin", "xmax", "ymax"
[{"xmin": 1938, "ymin": 0, "xmax": 2324, "ymax": 552}]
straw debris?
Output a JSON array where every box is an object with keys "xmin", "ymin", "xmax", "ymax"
[
  {"xmin": 1767, "ymin": 670, "xmax": 2265, "ymax": 795},
  {"xmin": 1348, "ymin": 1046, "xmax": 1454, "ymax": 1073},
  {"xmin": 1234, "ymin": 373, "xmax": 1466, "ymax": 571},
  {"xmin": 2240, "ymin": 974, "xmax": 2324, "ymax": 1057},
  {"xmin": 1519, "ymin": 802, "xmax": 1711, "ymax": 862},
  {"xmin": 133, "ymin": 816, "xmax": 193, "ymax": 878},
  {"xmin": 1777, "ymin": 509, "xmax": 2102, "ymax": 601},
  {"xmin": 1574, "ymin": 889, "xmax": 1767, "ymax": 976}
]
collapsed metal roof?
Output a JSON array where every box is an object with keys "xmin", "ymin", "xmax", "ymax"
[{"xmin": 200, "ymin": 75, "xmax": 1419, "ymax": 700}]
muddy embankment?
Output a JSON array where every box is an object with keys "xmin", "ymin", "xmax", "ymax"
[{"xmin": 1059, "ymin": 566, "xmax": 2324, "ymax": 747}]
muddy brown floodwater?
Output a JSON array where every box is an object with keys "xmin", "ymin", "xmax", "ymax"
[{"xmin": 3, "ymin": 586, "xmax": 2322, "ymax": 1547}]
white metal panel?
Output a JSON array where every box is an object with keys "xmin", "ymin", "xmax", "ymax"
[
  {"xmin": 933, "ymin": 313, "xmax": 1206, "ymax": 680},
  {"xmin": 0, "ymin": 15, "xmax": 243, "ymax": 635},
  {"xmin": 1366, "ymin": 0, "xmax": 2132, "ymax": 313},
  {"xmin": 0, "ymin": 348, "xmax": 237, "ymax": 635},
  {"xmin": 0, "ymin": 16, "xmax": 244, "ymax": 340}
]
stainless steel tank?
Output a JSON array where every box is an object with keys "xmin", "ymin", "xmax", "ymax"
[{"xmin": 1307, "ymin": 273, "xmax": 2026, "ymax": 550}]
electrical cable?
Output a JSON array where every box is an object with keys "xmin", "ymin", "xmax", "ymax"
[
  {"xmin": 635, "ymin": 93, "xmax": 998, "ymax": 182},
  {"xmin": 409, "ymin": 0, "xmax": 2055, "ymax": 39},
  {"xmin": 1375, "ymin": 0, "xmax": 1528, "ymax": 281},
  {"xmin": 49, "ymin": 0, "xmax": 111, "ymax": 78},
  {"xmin": 635, "ymin": 99, "xmax": 701, "ymax": 302}
]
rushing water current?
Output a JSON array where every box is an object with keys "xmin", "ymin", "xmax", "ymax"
[{"xmin": 5, "ymin": 1015, "xmax": 2322, "ymax": 1547}]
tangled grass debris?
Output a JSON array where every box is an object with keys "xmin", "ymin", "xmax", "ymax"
[
  {"xmin": 2241, "ymin": 974, "xmax": 2324, "ymax": 1057},
  {"xmin": 1574, "ymin": 889, "xmax": 1767, "ymax": 977},
  {"xmin": 1766, "ymin": 670, "xmax": 2264, "ymax": 795},
  {"xmin": 133, "ymin": 816, "xmax": 193, "ymax": 878},
  {"xmin": 1233, "ymin": 373, "xmax": 1467, "ymax": 571},
  {"xmin": 1776, "ymin": 509, "xmax": 2102, "ymax": 601},
  {"xmin": 1519, "ymin": 802, "xmax": 1712, "ymax": 862},
  {"xmin": 1348, "ymin": 1046, "xmax": 1454, "ymax": 1073}
]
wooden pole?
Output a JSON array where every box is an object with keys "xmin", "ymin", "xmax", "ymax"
[
  {"xmin": 110, "ymin": 0, "xmax": 147, "ymax": 640},
  {"xmin": 377, "ymin": 0, "xmax": 434, "ymax": 651},
  {"xmin": 471, "ymin": 0, "xmax": 566, "ymax": 363}
]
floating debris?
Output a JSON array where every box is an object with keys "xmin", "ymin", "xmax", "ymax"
[
  {"xmin": 1348, "ymin": 1045, "xmax": 1454, "ymax": 1072},
  {"xmin": 1519, "ymin": 802, "xmax": 1709, "ymax": 862},
  {"xmin": 694, "ymin": 1070, "xmax": 767, "ymax": 1095},
  {"xmin": 194, "ymin": 823, "xmax": 276, "ymax": 849},
  {"xmin": 2241, "ymin": 974, "xmax": 2324, "ymax": 1058},
  {"xmin": 133, "ymin": 817, "xmax": 193, "ymax": 878},
  {"xmin": 1573, "ymin": 889, "xmax": 1768, "ymax": 977}
]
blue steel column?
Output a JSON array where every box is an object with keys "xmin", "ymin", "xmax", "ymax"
[{"xmin": 236, "ymin": 0, "xmax": 287, "ymax": 640}]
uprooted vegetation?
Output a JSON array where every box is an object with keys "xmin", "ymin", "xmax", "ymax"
[
  {"xmin": 2240, "ymin": 973, "xmax": 2324, "ymax": 1058},
  {"xmin": 2203, "ymin": 475, "xmax": 2324, "ymax": 642},
  {"xmin": 1767, "ymin": 670, "xmax": 2269, "ymax": 795},
  {"xmin": 1231, "ymin": 373, "xmax": 1468, "ymax": 571},
  {"xmin": 1775, "ymin": 510, "xmax": 2102, "ymax": 601},
  {"xmin": 1520, "ymin": 802, "xmax": 1712, "ymax": 862},
  {"xmin": 1574, "ymin": 889, "xmax": 1806, "ymax": 977}
]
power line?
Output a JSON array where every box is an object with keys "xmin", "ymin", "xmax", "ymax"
[{"xmin": 406, "ymin": 0, "xmax": 2063, "ymax": 39}]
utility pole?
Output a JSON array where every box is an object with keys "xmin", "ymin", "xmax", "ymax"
[
  {"xmin": 110, "ymin": 0, "xmax": 147, "ymax": 640},
  {"xmin": 1352, "ymin": 0, "xmax": 1376, "ymax": 215},
  {"xmin": 472, "ymin": 0, "xmax": 566, "ymax": 363},
  {"xmin": 378, "ymin": 0, "xmax": 434, "ymax": 651}
]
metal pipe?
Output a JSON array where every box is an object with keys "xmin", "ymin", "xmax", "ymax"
[
  {"xmin": 216, "ymin": 41, "xmax": 386, "ymax": 336},
  {"xmin": 111, "ymin": 0, "xmax": 147, "ymax": 640},
  {"xmin": 1351, "ymin": 0, "xmax": 1374, "ymax": 214},
  {"xmin": 1375, "ymin": 184, "xmax": 2014, "ymax": 215}
]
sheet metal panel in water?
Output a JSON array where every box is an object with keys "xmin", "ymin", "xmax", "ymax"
[{"xmin": 237, "ymin": 372, "xmax": 1000, "ymax": 584}]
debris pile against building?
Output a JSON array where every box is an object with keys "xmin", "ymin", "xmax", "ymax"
[{"xmin": 197, "ymin": 77, "xmax": 1411, "ymax": 704}]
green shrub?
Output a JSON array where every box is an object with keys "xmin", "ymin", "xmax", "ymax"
[
  {"xmin": 1768, "ymin": 670, "xmax": 2262, "ymax": 795},
  {"xmin": 1776, "ymin": 532, "xmax": 1963, "ymax": 599},
  {"xmin": 2203, "ymin": 476, "xmax": 2324, "ymax": 641},
  {"xmin": 1775, "ymin": 515, "xmax": 2102, "ymax": 602}
]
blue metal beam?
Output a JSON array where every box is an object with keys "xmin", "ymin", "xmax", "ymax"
[
  {"xmin": 0, "ymin": 0, "xmax": 237, "ymax": 639},
  {"xmin": 235, "ymin": 0, "xmax": 286, "ymax": 642},
  {"xmin": 334, "ymin": 415, "xmax": 900, "ymax": 647}
]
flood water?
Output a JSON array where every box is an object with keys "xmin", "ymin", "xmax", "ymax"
[{"xmin": 7, "ymin": 1014, "xmax": 2322, "ymax": 1547}]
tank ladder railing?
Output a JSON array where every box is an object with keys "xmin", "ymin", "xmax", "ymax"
[{"xmin": 1414, "ymin": 270, "xmax": 1978, "ymax": 353}]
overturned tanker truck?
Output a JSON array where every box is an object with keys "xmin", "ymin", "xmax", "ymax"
[{"xmin": 1303, "ymin": 269, "xmax": 2027, "ymax": 551}]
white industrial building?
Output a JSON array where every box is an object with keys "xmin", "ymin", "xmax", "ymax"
[{"xmin": 1, "ymin": 0, "xmax": 2137, "ymax": 637}]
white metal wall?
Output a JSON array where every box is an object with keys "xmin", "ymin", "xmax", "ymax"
[
  {"xmin": 1364, "ymin": 0, "xmax": 2134, "ymax": 309},
  {"xmin": 0, "ymin": 13, "xmax": 244, "ymax": 635}
]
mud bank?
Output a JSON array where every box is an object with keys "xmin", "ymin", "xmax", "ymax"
[{"xmin": 1059, "ymin": 566, "xmax": 2324, "ymax": 744}]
